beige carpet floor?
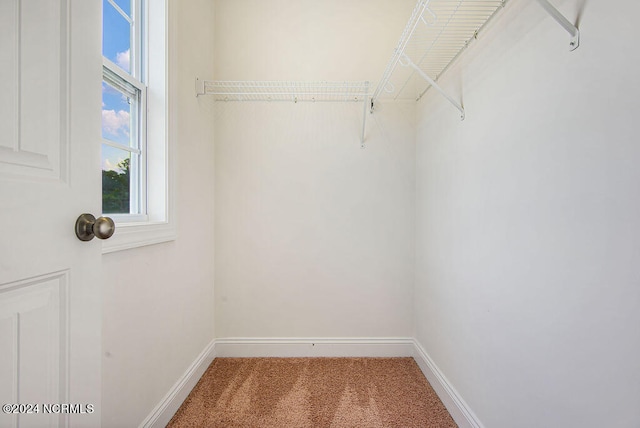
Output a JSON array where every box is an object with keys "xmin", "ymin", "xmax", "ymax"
[{"xmin": 168, "ymin": 357, "xmax": 457, "ymax": 427}]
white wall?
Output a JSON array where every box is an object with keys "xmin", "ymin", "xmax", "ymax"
[
  {"xmin": 213, "ymin": 0, "xmax": 415, "ymax": 82},
  {"xmin": 101, "ymin": 1, "xmax": 216, "ymax": 426},
  {"xmin": 414, "ymin": 1, "xmax": 640, "ymax": 427},
  {"xmin": 213, "ymin": 0, "xmax": 417, "ymax": 338}
]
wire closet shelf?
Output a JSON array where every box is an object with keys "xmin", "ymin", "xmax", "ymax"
[
  {"xmin": 372, "ymin": 0, "xmax": 580, "ymax": 119},
  {"xmin": 372, "ymin": 0, "xmax": 507, "ymax": 119},
  {"xmin": 196, "ymin": 80, "xmax": 371, "ymax": 103},
  {"xmin": 195, "ymin": 0, "xmax": 579, "ymax": 140}
]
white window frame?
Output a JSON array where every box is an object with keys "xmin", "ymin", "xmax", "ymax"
[
  {"xmin": 102, "ymin": 58, "xmax": 148, "ymax": 222},
  {"xmin": 102, "ymin": 0, "xmax": 175, "ymax": 253}
]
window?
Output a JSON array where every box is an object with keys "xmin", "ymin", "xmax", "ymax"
[
  {"xmin": 101, "ymin": 0, "xmax": 173, "ymax": 252},
  {"xmin": 102, "ymin": 0, "xmax": 146, "ymax": 219}
]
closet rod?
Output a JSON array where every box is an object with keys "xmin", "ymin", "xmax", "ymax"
[{"xmin": 195, "ymin": 78, "xmax": 371, "ymax": 147}]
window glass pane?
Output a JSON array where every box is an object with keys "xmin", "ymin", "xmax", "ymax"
[
  {"xmin": 102, "ymin": 145, "xmax": 131, "ymax": 214},
  {"xmin": 113, "ymin": 0, "xmax": 131, "ymax": 18},
  {"xmin": 103, "ymin": 0, "xmax": 131, "ymax": 74},
  {"xmin": 102, "ymin": 81, "xmax": 133, "ymax": 147}
]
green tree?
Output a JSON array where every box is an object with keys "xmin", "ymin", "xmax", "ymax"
[{"xmin": 102, "ymin": 158, "xmax": 130, "ymax": 214}]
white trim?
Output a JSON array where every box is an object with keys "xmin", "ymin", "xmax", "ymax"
[
  {"xmin": 139, "ymin": 337, "xmax": 484, "ymax": 428},
  {"xmin": 412, "ymin": 339, "xmax": 485, "ymax": 428},
  {"xmin": 102, "ymin": 0, "xmax": 174, "ymax": 254},
  {"xmin": 214, "ymin": 337, "xmax": 415, "ymax": 358},
  {"xmin": 103, "ymin": 57, "xmax": 144, "ymax": 89},
  {"xmin": 138, "ymin": 337, "xmax": 412, "ymax": 426},
  {"xmin": 102, "ymin": 138, "xmax": 142, "ymax": 155},
  {"xmin": 102, "ymin": 221, "xmax": 176, "ymax": 253},
  {"xmin": 138, "ymin": 339, "xmax": 217, "ymax": 428}
]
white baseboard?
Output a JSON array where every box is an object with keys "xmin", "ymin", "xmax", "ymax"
[
  {"xmin": 139, "ymin": 338, "xmax": 217, "ymax": 428},
  {"xmin": 214, "ymin": 337, "xmax": 415, "ymax": 358},
  {"xmin": 139, "ymin": 337, "xmax": 482, "ymax": 428},
  {"xmin": 412, "ymin": 339, "xmax": 485, "ymax": 428}
]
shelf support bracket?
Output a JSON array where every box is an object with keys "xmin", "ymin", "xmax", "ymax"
[
  {"xmin": 195, "ymin": 77, "xmax": 205, "ymax": 97},
  {"xmin": 361, "ymin": 95, "xmax": 368, "ymax": 148},
  {"xmin": 535, "ymin": 0, "xmax": 580, "ymax": 51},
  {"xmin": 400, "ymin": 54, "xmax": 465, "ymax": 121}
]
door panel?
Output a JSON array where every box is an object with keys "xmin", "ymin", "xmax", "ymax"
[
  {"xmin": 0, "ymin": 1, "xmax": 102, "ymax": 427},
  {"xmin": 0, "ymin": 0, "xmax": 65, "ymax": 179},
  {"xmin": 0, "ymin": 272, "xmax": 67, "ymax": 428}
]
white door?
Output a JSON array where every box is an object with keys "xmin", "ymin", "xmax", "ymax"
[{"xmin": 0, "ymin": 1, "xmax": 103, "ymax": 427}]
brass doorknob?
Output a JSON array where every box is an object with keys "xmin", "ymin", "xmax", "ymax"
[{"xmin": 75, "ymin": 214, "xmax": 115, "ymax": 241}]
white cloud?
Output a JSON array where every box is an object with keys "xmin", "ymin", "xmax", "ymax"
[
  {"xmin": 116, "ymin": 49, "xmax": 130, "ymax": 71},
  {"xmin": 102, "ymin": 157, "xmax": 126, "ymax": 172},
  {"xmin": 102, "ymin": 109, "xmax": 130, "ymax": 138}
]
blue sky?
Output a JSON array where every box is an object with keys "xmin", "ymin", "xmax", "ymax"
[{"xmin": 102, "ymin": 0, "xmax": 133, "ymax": 172}]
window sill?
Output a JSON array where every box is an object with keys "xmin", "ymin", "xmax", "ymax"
[{"xmin": 102, "ymin": 220, "xmax": 176, "ymax": 254}]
